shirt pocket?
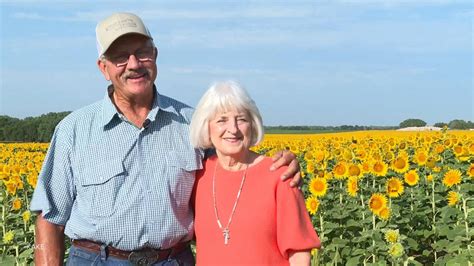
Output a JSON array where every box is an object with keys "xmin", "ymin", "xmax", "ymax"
[
  {"xmin": 166, "ymin": 150, "xmax": 202, "ymax": 173},
  {"xmin": 165, "ymin": 151, "xmax": 202, "ymax": 202},
  {"xmin": 78, "ymin": 159, "xmax": 126, "ymax": 218}
]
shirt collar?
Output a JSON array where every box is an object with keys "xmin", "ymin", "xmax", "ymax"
[{"xmin": 100, "ymin": 85, "xmax": 180, "ymax": 128}]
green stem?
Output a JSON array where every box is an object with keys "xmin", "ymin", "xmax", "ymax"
[
  {"xmin": 319, "ymin": 213, "xmax": 324, "ymax": 241},
  {"xmin": 1, "ymin": 203, "xmax": 5, "ymax": 255},
  {"xmin": 462, "ymin": 197, "xmax": 470, "ymax": 252},
  {"xmin": 372, "ymin": 214, "xmax": 376, "ymax": 263},
  {"xmin": 431, "ymin": 178, "xmax": 437, "ymax": 261},
  {"xmin": 1, "ymin": 204, "xmax": 5, "ymax": 236}
]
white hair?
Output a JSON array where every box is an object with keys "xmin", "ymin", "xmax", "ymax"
[{"xmin": 189, "ymin": 80, "xmax": 264, "ymax": 149}]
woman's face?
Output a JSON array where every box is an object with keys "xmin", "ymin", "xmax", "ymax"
[{"xmin": 208, "ymin": 109, "xmax": 252, "ymax": 159}]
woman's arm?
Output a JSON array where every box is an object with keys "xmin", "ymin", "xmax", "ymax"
[{"xmin": 289, "ymin": 250, "xmax": 311, "ymax": 266}]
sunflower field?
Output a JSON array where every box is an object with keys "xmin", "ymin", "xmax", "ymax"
[
  {"xmin": 253, "ymin": 130, "xmax": 474, "ymax": 265},
  {"xmin": 1, "ymin": 130, "xmax": 473, "ymax": 265}
]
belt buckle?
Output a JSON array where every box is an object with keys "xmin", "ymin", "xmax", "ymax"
[{"xmin": 128, "ymin": 250, "xmax": 156, "ymax": 266}]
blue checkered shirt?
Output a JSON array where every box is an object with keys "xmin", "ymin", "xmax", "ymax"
[{"xmin": 30, "ymin": 85, "xmax": 203, "ymax": 250}]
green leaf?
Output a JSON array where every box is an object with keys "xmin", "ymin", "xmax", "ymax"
[
  {"xmin": 406, "ymin": 237, "xmax": 419, "ymax": 250},
  {"xmin": 446, "ymin": 226, "xmax": 465, "ymax": 240},
  {"xmin": 406, "ymin": 257, "xmax": 423, "ymax": 266},
  {"xmin": 422, "ymin": 250, "xmax": 431, "ymax": 257},
  {"xmin": 432, "ymin": 239, "xmax": 450, "ymax": 251},
  {"xmin": 423, "ymin": 229, "xmax": 434, "ymax": 238},
  {"xmin": 18, "ymin": 247, "xmax": 33, "ymax": 258},
  {"xmin": 437, "ymin": 224, "xmax": 451, "ymax": 236},
  {"xmin": 346, "ymin": 256, "xmax": 362, "ymax": 266},
  {"xmin": 331, "ymin": 238, "xmax": 349, "ymax": 246},
  {"xmin": 0, "ymin": 256, "xmax": 16, "ymax": 265}
]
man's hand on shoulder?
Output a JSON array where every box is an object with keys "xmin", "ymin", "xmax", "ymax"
[{"xmin": 270, "ymin": 150, "xmax": 301, "ymax": 187}]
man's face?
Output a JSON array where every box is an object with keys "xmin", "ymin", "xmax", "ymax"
[{"xmin": 98, "ymin": 34, "xmax": 157, "ymax": 99}]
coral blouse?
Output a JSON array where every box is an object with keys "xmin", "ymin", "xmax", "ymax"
[{"xmin": 193, "ymin": 155, "xmax": 320, "ymax": 265}]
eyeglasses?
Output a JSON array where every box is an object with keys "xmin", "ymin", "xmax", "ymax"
[{"xmin": 104, "ymin": 47, "xmax": 156, "ymax": 67}]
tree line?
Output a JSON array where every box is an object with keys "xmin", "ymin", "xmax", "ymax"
[
  {"xmin": 0, "ymin": 112, "xmax": 71, "ymax": 142},
  {"xmin": 399, "ymin": 118, "xmax": 474, "ymax": 129},
  {"xmin": 0, "ymin": 113, "xmax": 472, "ymax": 143}
]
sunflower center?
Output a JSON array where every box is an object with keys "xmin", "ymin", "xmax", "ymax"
[
  {"xmin": 394, "ymin": 158, "xmax": 406, "ymax": 169},
  {"xmin": 313, "ymin": 182, "xmax": 325, "ymax": 191},
  {"xmin": 374, "ymin": 163, "xmax": 383, "ymax": 172}
]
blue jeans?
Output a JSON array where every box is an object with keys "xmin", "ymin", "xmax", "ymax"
[{"xmin": 66, "ymin": 245, "xmax": 195, "ymax": 266}]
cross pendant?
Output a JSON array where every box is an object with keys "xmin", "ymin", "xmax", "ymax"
[{"xmin": 223, "ymin": 229, "xmax": 230, "ymax": 245}]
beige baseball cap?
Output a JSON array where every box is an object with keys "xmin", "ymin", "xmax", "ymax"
[{"xmin": 96, "ymin": 12, "xmax": 153, "ymax": 57}]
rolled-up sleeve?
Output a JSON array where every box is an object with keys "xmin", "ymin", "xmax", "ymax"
[{"xmin": 30, "ymin": 123, "xmax": 76, "ymax": 225}]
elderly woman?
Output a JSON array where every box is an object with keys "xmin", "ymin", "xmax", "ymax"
[{"xmin": 190, "ymin": 81, "xmax": 320, "ymax": 265}]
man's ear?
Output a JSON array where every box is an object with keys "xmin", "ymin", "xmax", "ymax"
[
  {"xmin": 154, "ymin": 47, "xmax": 158, "ymax": 60},
  {"xmin": 97, "ymin": 59, "xmax": 111, "ymax": 81}
]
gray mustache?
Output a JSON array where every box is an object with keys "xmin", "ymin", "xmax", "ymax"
[{"xmin": 124, "ymin": 69, "xmax": 149, "ymax": 79}]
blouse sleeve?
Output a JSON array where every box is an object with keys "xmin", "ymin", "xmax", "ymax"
[{"xmin": 276, "ymin": 178, "xmax": 321, "ymax": 258}]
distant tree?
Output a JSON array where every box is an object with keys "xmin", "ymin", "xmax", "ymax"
[
  {"xmin": 468, "ymin": 121, "xmax": 474, "ymax": 129},
  {"xmin": 399, "ymin": 119, "xmax": 427, "ymax": 128},
  {"xmin": 0, "ymin": 112, "xmax": 70, "ymax": 142},
  {"xmin": 448, "ymin": 119, "xmax": 470, "ymax": 129},
  {"xmin": 433, "ymin": 122, "xmax": 448, "ymax": 128}
]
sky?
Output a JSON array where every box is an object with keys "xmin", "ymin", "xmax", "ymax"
[{"xmin": 0, "ymin": 0, "xmax": 472, "ymax": 126}]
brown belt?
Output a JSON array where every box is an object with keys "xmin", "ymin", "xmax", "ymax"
[{"xmin": 72, "ymin": 239, "xmax": 189, "ymax": 263}]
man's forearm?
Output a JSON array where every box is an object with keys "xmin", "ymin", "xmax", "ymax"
[{"xmin": 34, "ymin": 213, "xmax": 66, "ymax": 266}]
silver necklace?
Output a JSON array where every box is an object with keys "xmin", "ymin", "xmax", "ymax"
[{"xmin": 212, "ymin": 161, "xmax": 248, "ymax": 245}]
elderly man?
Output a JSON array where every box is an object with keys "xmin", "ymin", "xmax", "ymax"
[{"xmin": 30, "ymin": 12, "xmax": 300, "ymax": 266}]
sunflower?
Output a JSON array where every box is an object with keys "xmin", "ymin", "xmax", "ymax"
[
  {"xmin": 306, "ymin": 163, "xmax": 315, "ymax": 175},
  {"xmin": 378, "ymin": 207, "xmax": 391, "ymax": 220},
  {"xmin": 453, "ymin": 145, "xmax": 463, "ymax": 157},
  {"xmin": 447, "ymin": 191, "xmax": 460, "ymax": 206},
  {"xmin": 434, "ymin": 144, "xmax": 445, "ymax": 154},
  {"xmin": 443, "ymin": 169, "xmax": 462, "ymax": 188},
  {"xmin": 426, "ymin": 156, "xmax": 437, "ymax": 169},
  {"xmin": 343, "ymin": 150, "xmax": 353, "ymax": 161},
  {"xmin": 404, "ymin": 170, "xmax": 419, "ymax": 186},
  {"xmin": 305, "ymin": 196, "xmax": 320, "ymax": 215},
  {"xmin": 333, "ymin": 161, "xmax": 348, "ymax": 179},
  {"xmin": 369, "ymin": 193, "xmax": 387, "ymax": 214},
  {"xmin": 372, "ymin": 160, "xmax": 388, "ymax": 177},
  {"xmin": 5, "ymin": 181, "xmax": 17, "ymax": 196},
  {"xmin": 391, "ymin": 156, "xmax": 409, "ymax": 173},
  {"xmin": 386, "ymin": 177, "xmax": 404, "ymax": 198},
  {"xmin": 426, "ymin": 174, "xmax": 434, "ymax": 182},
  {"xmin": 467, "ymin": 163, "xmax": 474, "ymax": 179},
  {"xmin": 443, "ymin": 138, "xmax": 452, "ymax": 148},
  {"xmin": 309, "ymin": 177, "xmax": 328, "ymax": 197},
  {"xmin": 22, "ymin": 210, "xmax": 31, "ymax": 223},
  {"xmin": 413, "ymin": 150, "xmax": 428, "ymax": 166},
  {"xmin": 384, "ymin": 229, "xmax": 399, "ymax": 243},
  {"xmin": 355, "ymin": 149, "xmax": 368, "ymax": 160},
  {"xmin": 27, "ymin": 172, "xmax": 38, "ymax": 188},
  {"xmin": 388, "ymin": 243, "xmax": 404, "ymax": 259},
  {"xmin": 398, "ymin": 142, "xmax": 407, "ymax": 150},
  {"xmin": 347, "ymin": 176, "xmax": 358, "ymax": 197},
  {"xmin": 348, "ymin": 164, "xmax": 362, "ymax": 178},
  {"xmin": 2, "ymin": 230, "xmax": 14, "ymax": 244},
  {"xmin": 11, "ymin": 198, "xmax": 22, "ymax": 211},
  {"xmin": 361, "ymin": 161, "xmax": 371, "ymax": 174},
  {"xmin": 314, "ymin": 150, "xmax": 325, "ymax": 162}
]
